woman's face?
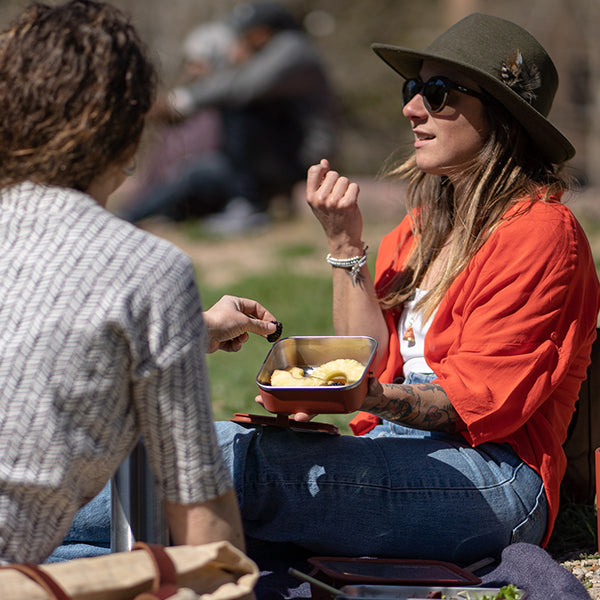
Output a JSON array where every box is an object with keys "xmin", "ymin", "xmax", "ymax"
[{"xmin": 402, "ymin": 60, "xmax": 490, "ymax": 177}]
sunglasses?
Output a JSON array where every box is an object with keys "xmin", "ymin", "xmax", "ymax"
[{"xmin": 402, "ymin": 76, "xmax": 485, "ymax": 113}]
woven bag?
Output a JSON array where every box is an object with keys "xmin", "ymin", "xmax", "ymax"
[{"xmin": 0, "ymin": 541, "xmax": 258, "ymax": 600}]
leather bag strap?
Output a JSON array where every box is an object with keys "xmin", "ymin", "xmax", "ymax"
[
  {"xmin": 1, "ymin": 562, "xmax": 70, "ymax": 600},
  {"xmin": 133, "ymin": 541, "xmax": 179, "ymax": 599}
]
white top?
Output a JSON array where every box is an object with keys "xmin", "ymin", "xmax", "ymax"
[{"xmin": 398, "ymin": 289, "xmax": 437, "ymax": 378}]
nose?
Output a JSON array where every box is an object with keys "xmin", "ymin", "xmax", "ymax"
[{"xmin": 402, "ymin": 92, "xmax": 428, "ymax": 120}]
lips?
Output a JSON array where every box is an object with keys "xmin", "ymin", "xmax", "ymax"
[{"xmin": 414, "ymin": 129, "xmax": 434, "ymax": 141}]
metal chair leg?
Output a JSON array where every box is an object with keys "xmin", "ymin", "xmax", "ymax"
[{"xmin": 110, "ymin": 440, "xmax": 169, "ymax": 552}]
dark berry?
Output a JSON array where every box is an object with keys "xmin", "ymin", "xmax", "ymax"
[{"xmin": 267, "ymin": 321, "xmax": 283, "ymax": 343}]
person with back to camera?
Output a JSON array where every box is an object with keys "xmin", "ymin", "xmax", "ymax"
[
  {"xmin": 0, "ymin": 0, "xmax": 281, "ymax": 565},
  {"xmin": 213, "ymin": 14, "xmax": 600, "ymax": 566}
]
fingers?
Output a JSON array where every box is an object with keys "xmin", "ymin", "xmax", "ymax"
[
  {"xmin": 306, "ymin": 158, "xmax": 330, "ymax": 194},
  {"xmin": 254, "ymin": 396, "xmax": 316, "ymax": 422},
  {"xmin": 291, "ymin": 411, "xmax": 316, "ymax": 422},
  {"xmin": 233, "ymin": 298, "xmax": 280, "ymax": 341},
  {"xmin": 307, "ymin": 159, "xmax": 359, "ymax": 209},
  {"xmin": 204, "ymin": 295, "xmax": 280, "ymax": 352},
  {"xmin": 220, "ymin": 333, "xmax": 248, "ymax": 352},
  {"xmin": 232, "ymin": 296, "xmax": 277, "ymax": 325},
  {"xmin": 245, "ymin": 318, "xmax": 279, "ymax": 340}
]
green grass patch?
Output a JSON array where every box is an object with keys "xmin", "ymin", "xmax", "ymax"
[
  {"xmin": 275, "ymin": 242, "xmax": 319, "ymax": 259},
  {"xmin": 547, "ymin": 500, "xmax": 597, "ymax": 559}
]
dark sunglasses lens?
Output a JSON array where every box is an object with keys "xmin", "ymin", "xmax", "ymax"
[
  {"xmin": 423, "ymin": 78, "xmax": 449, "ymax": 112},
  {"xmin": 402, "ymin": 79, "xmax": 421, "ymax": 106}
]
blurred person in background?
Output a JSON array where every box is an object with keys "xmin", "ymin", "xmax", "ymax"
[
  {"xmin": 119, "ymin": 21, "xmax": 237, "ymax": 222},
  {"xmin": 0, "ymin": 0, "xmax": 280, "ymax": 565},
  {"xmin": 121, "ymin": 1, "xmax": 339, "ymax": 235}
]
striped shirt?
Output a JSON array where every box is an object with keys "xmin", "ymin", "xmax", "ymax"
[{"xmin": 0, "ymin": 182, "xmax": 231, "ymax": 564}]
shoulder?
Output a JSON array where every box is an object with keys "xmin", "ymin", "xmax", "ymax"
[
  {"xmin": 468, "ymin": 197, "xmax": 597, "ymax": 296},
  {"xmin": 263, "ymin": 30, "xmax": 321, "ymax": 63},
  {"xmin": 115, "ymin": 214, "xmax": 187, "ymax": 261},
  {"xmin": 499, "ymin": 197, "xmax": 579, "ymax": 234},
  {"xmin": 72, "ymin": 200, "xmax": 196, "ymax": 292},
  {"xmin": 488, "ymin": 198, "xmax": 587, "ymax": 260}
]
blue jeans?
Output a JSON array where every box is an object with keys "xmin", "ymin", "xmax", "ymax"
[
  {"xmin": 49, "ymin": 376, "xmax": 547, "ymax": 566},
  {"xmin": 214, "ymin": 373, "xmax": 548, "ymax": 566},
  {"xmin": 46, "ymin": 481, "xmax": 111, "ymax": 563},
  {"xmin": 121, "ymin": 152, "xmax": 234, "ymax": 222}
]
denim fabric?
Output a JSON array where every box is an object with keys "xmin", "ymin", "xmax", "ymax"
[
  {"xmin": 214, "ymin": 372, "xmax": 548, "ymax": 566},
  {"xmin": 121, "ymin": 152, "xmax": 234, "ymax": 222},
  {"xmin": 46, "ymin": 481, "xmax": 111, "ymax": 563}
]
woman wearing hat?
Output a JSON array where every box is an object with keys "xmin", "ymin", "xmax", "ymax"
[{"xmin": 215, "ymin": 14, "xmax": 599, "ymax": 564}]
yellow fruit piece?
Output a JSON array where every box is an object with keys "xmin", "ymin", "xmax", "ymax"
[
  {"xmin": 311, "ymin": 359, "xmax": 365, "ymax": 386},
  {"xmin": 270, "ymin": 368, "xmax": 323, "ymax": 387}
]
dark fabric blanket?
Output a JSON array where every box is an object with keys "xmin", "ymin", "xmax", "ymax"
[
  {"xmin": 481, "ymin": 543, "xmax": 590, "ymax": 600},
  {"xmin": 248, "ymin": 541, "xmax": 590, "ymax": 600}
]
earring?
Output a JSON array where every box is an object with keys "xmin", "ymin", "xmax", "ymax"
[{"xmin": 122, "ymin": 158, "xmax": 137, "ymax": 176}]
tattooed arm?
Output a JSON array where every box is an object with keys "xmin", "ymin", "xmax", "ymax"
[{"xmin": 363, "ymin": 378, "xmax": 461, "ymax": 433}]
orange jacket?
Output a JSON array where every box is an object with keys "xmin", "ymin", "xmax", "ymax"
[{"xmin": 350, "ymin": 196, "xmax": 600, "ymax": 545}]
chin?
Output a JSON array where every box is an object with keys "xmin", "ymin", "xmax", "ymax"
[{"xmin": 416, "ymin": 162, "xmax": 445, "ymax": 176}]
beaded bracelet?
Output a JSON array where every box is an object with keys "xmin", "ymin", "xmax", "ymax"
[{"xmin": 326, "ymin": 246, "xmax": 368, "ymax": 283}]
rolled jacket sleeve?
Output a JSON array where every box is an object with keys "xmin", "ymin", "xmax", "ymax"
[{"xmin": 128, "ymin": 252, "xmax": 232, "ymax": 505}]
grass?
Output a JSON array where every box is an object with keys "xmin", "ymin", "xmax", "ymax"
[{"xmin": 548, "ymin": 500, "xmax": 598, "ymax": 559}]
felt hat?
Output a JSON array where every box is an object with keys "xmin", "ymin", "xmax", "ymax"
[{"xmin": 372, "ymin": 13, "xmax": 575, "ymax": 163}]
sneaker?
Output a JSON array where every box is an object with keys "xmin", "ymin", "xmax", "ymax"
[{"xmin": 204, "ymin": 197, "xmax": 270, "ymax": 236}]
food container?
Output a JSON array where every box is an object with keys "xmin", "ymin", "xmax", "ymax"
[
  {"xmin": 336, "ymin": 584, "xmax": 526, "ymax": 599},
  {"xmin": 305, "ymin": 558, "xmax": 481, "ymax": 600},
  {"xmin": 256, "ymin": 336, "xmax": 377, "ymax": 415}
]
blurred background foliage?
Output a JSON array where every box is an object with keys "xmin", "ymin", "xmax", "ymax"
[{"xmin": 1, "ymin": 0, "xmax": 598, "ymax": 181}]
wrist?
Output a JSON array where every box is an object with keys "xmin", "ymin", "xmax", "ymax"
[
  {"xmin": 327, "ymin": 240, "xmax": 366, "ymax": 258},
  {"xmin": 326, "ymin": 245, "xmax": 368, "ymax": 283},
  {"xmin": 363, "ymin": 377, "xmax": 383, "ymax": 410}
]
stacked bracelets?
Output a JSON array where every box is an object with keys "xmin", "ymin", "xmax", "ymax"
[{"xmin": 326, "ymin": 245, "xmax": 368, "ymax": 283}]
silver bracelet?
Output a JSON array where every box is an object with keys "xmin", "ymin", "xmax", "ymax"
[{"xmin": 326, "ymin": 246, "xmax": 368, "ymax": 283}]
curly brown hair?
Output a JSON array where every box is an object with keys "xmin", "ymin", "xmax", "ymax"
[{"xmin": 0, "ymin": 0, "xmax": 157, "ymax": 191}]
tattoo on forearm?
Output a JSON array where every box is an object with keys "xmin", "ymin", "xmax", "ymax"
[
  {"xmin": 368, "ymin": 382, "xmax": 459, "ymax": 433},
  {"xmin": 344, "ymin": 268, "xmax": 364, "ymax": 287}
]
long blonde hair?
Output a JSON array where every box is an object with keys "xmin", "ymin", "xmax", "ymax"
[{"xmin": 379, "ymin": 98, "xmax": 570, "ymax": 321}]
